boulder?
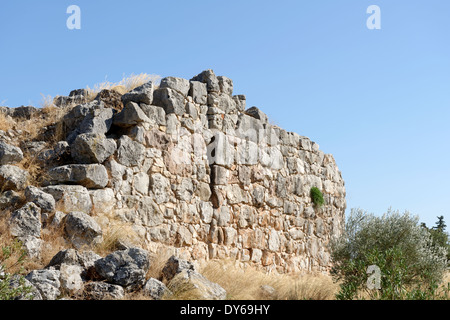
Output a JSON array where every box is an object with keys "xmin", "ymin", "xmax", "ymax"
[
  {"xmin": 83, "ymin": 282, "xmax": 124, "ymax": 300},
  {"xmin": 9, "ymin": 202, "xmax": 41, "ymax": 239},
  {"xmin": 162, "ymin": 255, "xmax": 196, "ymax": 282},
  {"xmin": 24, "ymin": 186, "xmax": 56, "ymax": 214},
  {"xmin": 42, "ymin": 185, "xmax": 92, "ymax": 214},
  {"xmin": 46, "ymin": 248, "xmax": 101, "ymax": 280},
  {"xmin": 25, "ymin": 269, "xmax": 61, "ymax": 300},
  {"xmin": 9, "ymin": 275, "xmax": 43, "ymax": 300},
  {"xmin": 64, "ymin": 211, "xmax": 103, "ymax": 249},
  {"xmin": 113, "ymin": 102, "xmax": 150, "ymax": 128},
  {"xmin": 189, "ymin": 81, "xmax": 208, "ymax": 105},
  {"xmin": 116, "ymin": 135, "xmax": 145, "ymax": 167},
  {"xmin": 71, "ymin": 133, "xmax": 117, "ymax": 164},
  {"xmin": 160, "ymin": 77, "xmax": 190, "ymax": 96},
  {"xmin": 59, "ymin": 263, "xmax": 84, "ymax": 294},
  {"xmin": 0, "ymin": 141, "xmax": 23, "ymax": 165},
  {"xmin": 191, "ymin": 69, "xmax": 220, "ymax": 93},
  {"xmin": 94, "ymin": 247, "xmax": 150, "ymax": 289},
  {"xmin": 168, "ymin": 269, "xmax": 227, "ymax": 300},
  {"xmin": 139, "ymin": 104, "xmax": 166, "ymax": 126},
  {"xmin": 47, "ymin": 164, "xmax": 109, "ymax": 189},
  {"xmin": 218, "ymin": 76, "xmax": 233, "ymax": 95},
  {"xmin": 142, "ymin": 278, "xmax": 172, "ymax": 300},
  {"xmin": 121, "ymin": 81, "xmax": 154, "ymax": 106},
  {"xmin": 153, "ymin": 87, "xmax": 186, "ymax": 116},
  {"xmin": 245, "ymin": 106, "xmax": 268, "ymax": 124},
  {"xmin": 233, "ymin": 95, "xmax": 246, "ymax": 112},
  {"xmin": 0, "ymin": 165, "xmax": 28, "ymax": 191}
]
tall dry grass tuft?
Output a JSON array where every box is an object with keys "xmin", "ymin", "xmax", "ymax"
[
  {"xmin": 0, "ymin": 112, "xmax": 15, "ymax": 132},
  {"xmin": 199, "ymin": 259, "xmax": 338, "ymax": 300},
  {"xmin": 85, "ymin": 73, "xmax": 161, "ymax": 101}
]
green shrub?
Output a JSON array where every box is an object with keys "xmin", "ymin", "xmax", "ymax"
[
  {"xmin": 0, "ymin": 239, "xmax": 34, "ymax": 300},
  {"xmin": 330, "ymin": 208, "xmax": 448, "ymax": 300},
  {"xmin": 310, "ymin": 187, "xmax": 324, "ymax": 207}
]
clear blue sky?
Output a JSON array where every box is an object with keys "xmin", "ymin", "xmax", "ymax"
[{"xmin": 1, "ymin": 0, "xmax": 449, "ymax": 227}]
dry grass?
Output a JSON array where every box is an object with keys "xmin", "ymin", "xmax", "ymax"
[
  {"xmin": 85, "ymin": 73, "xmax": 161, "ymax": 101},
  {"xmin": 0, "ymin": 112, "xmax": 15, "ymax": 132},
  {"xmin": 199, "ymin": 259, "xmax": 338, "ymax": 300}
]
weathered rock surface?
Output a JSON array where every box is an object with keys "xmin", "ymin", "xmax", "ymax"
[
  {"xmin": 0, "ymin": 165, "xmax": 28, "ymax": 191},
  {"xmin": 48, "ymin": 164, "xmax": 109, "ymax": 189},
  {"xmin": 94, "ymin": 247, "xmax": 150, "ymax": 289},
  {"xmin": 64, "ymin": 211, "xmax": 103, "ymax": 249},
  {"xmin": 0, "ymin": 141, "xmax": 23, "ymax": 165},
  {"xmin": 71, "ymin": 133, "xmax": 117, "ymax": 164}
]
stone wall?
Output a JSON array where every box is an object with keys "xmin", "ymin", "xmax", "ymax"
[{"xmin": 1, "ymin": 69, "xmax": 346, "ymax": 274}]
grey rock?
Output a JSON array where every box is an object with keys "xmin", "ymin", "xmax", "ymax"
[
  {"xmin": 0, "ymin": 165, "xmax": 28, "ymax": 191},
  {"xmin": 218, "ymin": 76, "xmax": 233, "ymax": 95},
  {"xmin": 94, "ymin": 247, "xmax": 150, "ymax": 289},
  {"xmin": 189, "ymin": 81, "xmax": 208, "ymax": 104},
  {"xmin": 153, "ymin": 87, "xmax": 186, "ymax": 116},
  {"xmin": 20, "ymin": 235, "xmax": 43, "ymax": 259},
  {"xmin": 0, "ymin": 141, "xmax": 23, "ymax": 165},
  {"xmin": 9, "ymin": 202, "xmax": 41, "ymax": 238},
  {"xmin": 199, "ymin": 202, "xmax": 214, "ymax": 224},
  {"xmin": 0, "ymin": 190, "xmax": 22, "ymax": 210},
  {"xmin": 251, "ymin": 185, "xmax": 265, "ymax": 208},
  {"xmin": 121, "ymin": 81, "xmax": 154, "ymax": 106},
  {"xmin": 150, "ymin": 173, "xmax": 171, "ymax": 204},
  {"xmin": 113, "ymin": 102, "xmax": 150, "ymax": 128},
  {"xmin": 48, "ymin": 164, "xmax": 109, "ymax": 189},
  {"xmin": 25, "ymin": 186, "xmax": 56, "ymax": 214},
  {"xmin": 62, "ymin": 100, "xmax": 106, "ymax": 141},
  {"xmin": 47, "ymin": 248, "xmax": 101, "ymax": 279},
  {"xmin": 59, "ymin": 263, "xmax": 84, "ymax": 294},
  {"xmin": 245, "ymin": 106, "xmax": 268, "ymax": 124},
  {"xmin": 168, "ymin": 269, "xmax": 227, "ymax": 300},
  {"xmin": 140, "ymin": 104, "xmax": 166, "ymax": 125},
  {"xmin": 174, "ymin": 178, "xmax": 194, "ymax": 202},
  {"xmin": 25, "ymin": 269, "xmax": 61, "ymax": 300},
  {"xmin": 162, "ymin": 255, "xmax": 196, "ymax": 282},
  {"xmin": 42, "ymin": 185, "xmax": 92, "ymax": 214},
  {"xmin": 64, "ymin": 211, "xmax": 103, "ymax": 249},
  {"xmin": 78, "ymin": 106, "xmax": 115, "ymax": 136},
  {"xmin": 71, "ymin": 133, "xmax": 117, "ymax": 164},
  {"xmin": 120, "ymin": 195, "xmax": 164, "ymax": 227},
  {"xmin": 116, "ymin": 135, "xmax": 145, "ymax": 167},
  {"xmin": 191, "ymin": 69, "xmax": 220, "ymax": 93},
  {"xmin": 142, "ymin": 278, "xmax": 172, "ymax": 300},
  {"xmin": 160, "ymin": 77, "xmax": 190, "ymax": 96},
  {"xmin": 236, "ymin": 113, "xmax": 264, "ymax": 138},
  {"xmin": 9, "ymin": 275, "xmax": 43, "ymax": 300},
  {"xmin": 232, "ymin": 95, "xmax": 246, "ymax": 112},
  {"xmin": 83, "ymin": 282, "xmax": 124, "ymax": 300}
]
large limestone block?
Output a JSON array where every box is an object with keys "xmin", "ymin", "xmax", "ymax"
[{"xmin": 48, "ymin": 164, "xmax": 109, "ymax": 189}]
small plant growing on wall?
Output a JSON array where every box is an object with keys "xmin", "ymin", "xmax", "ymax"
[{"xmin": 310, "ymin": 187, "xmax": 324, "ymax": 207}]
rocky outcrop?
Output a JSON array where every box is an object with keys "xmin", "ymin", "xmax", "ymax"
[{"xmin": 1, "ymin": 69, "xmax": 346, "ymax": 295}]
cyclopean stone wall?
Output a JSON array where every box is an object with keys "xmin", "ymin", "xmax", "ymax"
[{"xmin": 1, "ymin": 69, "xmax": 346, "ymax": 274}]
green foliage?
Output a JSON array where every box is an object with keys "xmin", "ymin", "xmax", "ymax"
[
  {"xmin": 0, "ymin": 239, "xmax": 34, "ymax": 300},
  {"xmin": 310, "ymin": 187, "xmax": 324, "ymax": 207},
  {"xmin": 330, "ymin": 208, "xmax": 448, "ymax": 300},
  {"xmin": 421, "ymin": 216, "xmax": 450, "ymax": 264}
]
